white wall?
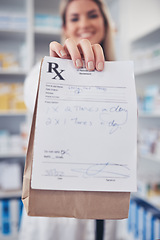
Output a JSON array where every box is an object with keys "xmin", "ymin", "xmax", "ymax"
[
  {"xmin": 128, "ymin": 0, "xmax": 160, "ymax": 41},
  {"xmin": 118, "ymin": 0, "xmax": 160, "ymax": 59}
]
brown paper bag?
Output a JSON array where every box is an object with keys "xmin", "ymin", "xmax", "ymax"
[{"xmin": 22, "ymin": 59, "xmax": 130, "ymax": 219}]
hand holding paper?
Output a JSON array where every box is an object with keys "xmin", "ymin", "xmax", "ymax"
[{"xmin": 31, "ymin": 57, "xmax": 137, "ymax": 192}]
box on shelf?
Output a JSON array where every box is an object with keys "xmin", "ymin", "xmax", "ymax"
[
  {"xmin": 9, "ymin": 135, "xmax": 23, "ymax": 154},
  {"xmin": 0, "ymin": 83, "xmax": 10, "ymax": 110},
  {"xmin": 0, "ymin": 53, "xmax": 19, "ymax": 70},
  {"xmin": 128, "ymin": 197, "xmax": 160, "ymax": 240},
  {"xmin": 0, "ymin": 130, "xmax": 9, "ymax": 154},
  {"xmin": 0, "ymin": 83, "xmax": 27, "ymax": 111},
  {"xmin": 138, "ymin": 128, "xmax": 160, "ymax": 157},
  {"xmin": 155, "ymin": 135, "xmax": 160, "ymax": 157},
  {"xmin": 0, "ymin": 118, "xmax": 30, "ymax": 155},
  {"xmin": 131, "ymin": 43, "xmax": 160, "ymax": 74},
  {"xmin": 0, "ymin": 46, "xmax": 28, "ymax": 71},
  {"xmin": 0, "ymin": 162, "xmax": 22, "ymax": 191},
  {"xmin": 137, "ymin": 175, "xmax": 160, "ymax": 209},
  {"xmin": 0, "ymin": 198, "xmax": 23, "ymax": 238},
  {"xmin": 0, "ymin": 130, "xmax": 21, "ymax": 155},
  {"xmin": 137, "ymin": 85, "xmax": 160, "ymax": 114},
  {"xmin": 10, "ymin": 83, "xmax": 27, "ymax": 110},
  {"xmin": 34, "ymin": 13, "xmax": 62, "ymax": 30},
  {"xmin": 144, "ymin": 85, "xmax": 160, "ymax": 113},
  {"xmin": 0, "ymin": 12, "xmax": 27, "ymax": 31}
]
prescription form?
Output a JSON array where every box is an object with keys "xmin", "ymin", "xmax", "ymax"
[{"xmin": 31, "ymin": 56, "xmax": 137, "ymax": 192}]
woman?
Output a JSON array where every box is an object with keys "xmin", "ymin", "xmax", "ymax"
[
  {"xmin": 20, "ymin": 1, "xmax": 117, "ymax": 239},
  {"xmin": 49, "ymin": 0, "xmax": 115, "ymax": 68},
  {"xmin": 24, "ymin": 0, "xmax": 115, "ymax": 112}
]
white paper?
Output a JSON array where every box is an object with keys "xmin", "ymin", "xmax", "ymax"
[{"xmin": 31, "ymin": 56, "xmax": 137, "ymax": 192}]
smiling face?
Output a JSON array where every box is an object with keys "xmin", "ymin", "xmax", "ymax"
[{"xmin": 64, "ymin": 0, "xmax": 105, "ymax": 45}]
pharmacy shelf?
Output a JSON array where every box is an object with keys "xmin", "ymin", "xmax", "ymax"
[
  {"xmin": 135, "ymin": 64, "xmax": 160, "ymax": 76},
  {"xmin": 0, "ymin": 69, "xmax": 27, "ymax": 76},
  {"xmin": 0, "ymin": 28, "xmax": 27, "ymax": 34},
  {"xmin": 0, "ymin": 190, "xmax": 22, "ymax": 199},
  {"xmin": 129, "ymin": 13, "xmax": 160, "ymax": 220},
  {"xmin": 0, "ymin": 236, "xmax": 19, "ymax": 240},
  {"xmin": 0, "ymin": 111, "xmax": 28, "ymax": 116},
  {"xmin": 131, "ymin": 193, "xmax": 160, "ymax": 211},
  {"xmin": 138, "ymin": 112, "xmax": 160, "ymax": 118},
  {"xmin": 34, "ymin": 27, "xmax": 61, "ymax": 35},
  {"xmin": 131, "ymin": 26, "xmax": 160, "ymax": 46},
  {"xmin": 139, "ymin": 154, "xmax": 160, "ymax": 164},
  {"xmin": 0, "ymin": 153, "xmax": 26, "ymax": 159}
]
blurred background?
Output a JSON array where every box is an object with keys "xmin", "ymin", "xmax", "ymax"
[{"xmin": 0, "ymin": 0, "xmax": 160, "ymax": 239}]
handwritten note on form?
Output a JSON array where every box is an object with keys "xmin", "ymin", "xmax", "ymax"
[{"xmin": 31, "ymin": 56, "xmax": 137, "ymax": 192}]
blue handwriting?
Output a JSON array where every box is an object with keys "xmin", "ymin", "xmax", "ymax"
[{"xmin": 71, "ymin": 162, "xmax": 130, "ymax": 179}]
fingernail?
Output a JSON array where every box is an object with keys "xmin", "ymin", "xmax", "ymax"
[
  {"xmin": 60, "ymin": 50, "xmax": 67, "ymax": 57},
  {"xmin": 76, "ymin": 59, "xmax": 82, "ymax": 68},
  {"xmin": 88, "ymin": 61, "xmax": 94, "ymax": 70},
  {"xmin": 97, "ymin": 62, "xmax": 104, "ymax": 71}
]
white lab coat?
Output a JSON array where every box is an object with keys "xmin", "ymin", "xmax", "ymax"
[{"xmin": 19, "ymin": 60, "xmax": 117, "ymax": 240}]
